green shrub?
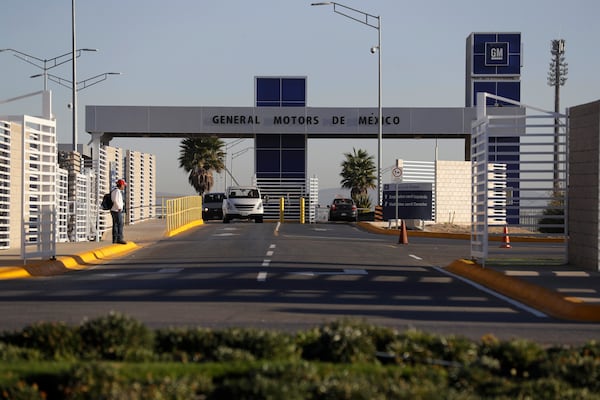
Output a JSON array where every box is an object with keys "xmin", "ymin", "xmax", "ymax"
[
  {"xmin": 299, "ymin": 319, "xmax": 377, "ymax": 363},
  {"xmin": 156, "ymin": 326, "xmax": 299, "ymax": 362},
  {"xmin": 478, "ymin": 337, "xmax": 547, "ymax": 379},
  {"xmin": 0, "ymin": 342, "xmax": 43, "ymax": 361},
  {"xmin": 78, "ymin": 312, "xmax": 154, "ymax": 361},
  {"xmin": 547, "ymin": 347, "xmax": 600, "ymax": 392},
  {"xmin": 0, "ymin": 380, "xmax": 46, "ymax": 400},
  {"xmin": 210, "ymin": 361, "xmax": 315, "ymax": 400},
  {"xmin": 215, "ymin": 327, "xmax": 299, "ymax": 361},
  {"xmin": 61, "ymin": 362, "xmax": 213, "ymax": 400},
  {"xmin": 0, "ymin": 322, "xmax": 81, "ymax": 361},
  {"xmin": 155, "ymin": 327, "xmax": 217, "ymax": 362}
]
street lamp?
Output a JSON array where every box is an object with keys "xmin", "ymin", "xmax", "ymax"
[
  {"xmin": 30, "ymin": 72, "xmax": 122, "ymax": 93},
  {"xmin": 231, "ymin": 147, "xmax": 253, "ymax": 187},
  {"xmin": 224, "ymin": 138, "xmax": 246, "ymax": 188},
  {"xmin": 311, "ymin": 1, "xmax": 383, "ymax": 206},
  {"xmin": 0, "ymin": 48, "xmax": 97, "ymax": 119},
  {"xmin": 0, "ymin": 48, "xmax": 97, "ymax": 91}
]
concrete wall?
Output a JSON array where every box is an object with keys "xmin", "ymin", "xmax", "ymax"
[
  {"xmin": 568, "ymin": 100, "xmax": 600, "ymax": 271},
  {"xmin": 436, "ymin": 160, "xmax": 472, "ymax": 225}
]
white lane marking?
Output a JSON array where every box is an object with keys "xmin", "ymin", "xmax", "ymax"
[
  {"xmin": 283, "ymin": 234, "xmax": 385, "ymax": 242},
  {"xmin": 409, "ymin": 254, "xmax": 423, "ymax": 260},
  {"xmin": 257, "ymin": 272, "xmax": 267, "ymax": 282},
  {"xmin": 269, "ymin": 244, "xmax": 276, "ymax": 249},
  {"xmin": 433, "ymin": 266, "xmax": 547, "ymax": 318},
  {"xmin": 266, "ymin": 251, "xmax": 274, "ymax": 256},
  {"xmin": 292, "ymin": 269, "xmax": 368, "ymax": 276},
  {"xmin": 158, "ymin": 268, "xmax": 184, "ymax": 273},
  {"xmin": 262, "ymin": 260, "xmax": 270, "ymax": 267},
  {"xmin": 275, "ymin": 222, "xmax": 281, "ymax": 235},
  {"xmin": 344, "ymin": 269, "xmax": 368, "ymax": 275},
  {"xmin": 213, "ymin": 233, "xmax": 238, "ymax": 237}
]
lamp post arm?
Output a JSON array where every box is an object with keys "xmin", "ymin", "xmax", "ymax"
[
  {"xmin": 33, "ymin": 72, "xmax": 121, "ymax": 92},
  {"xmin": 45, "ymin": 74, "xmax": 74, "ymax": 90},
  {"xmin": 1, "ymin": 48, "xmax": 96, "ymax": 72},
  {"xmin": 76, "ymin": 72, "xmax": 122, "ymax": 91},
  {"xmin": 331, "ymin": 2, "xmax": 380, "ymax": 30},
  {"xmin": 311, "ymin": 2, "xmax": 379, "ymax": 29}
]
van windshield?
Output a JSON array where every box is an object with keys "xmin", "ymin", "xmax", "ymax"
[{"xmin": 228, "ymin": 188, "xmax": 259, "ymax": 198}]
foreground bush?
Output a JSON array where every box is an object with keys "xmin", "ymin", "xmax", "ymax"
[{"xmin": 0, "ymin": 314, "xmax": 599, "ymax": 399}]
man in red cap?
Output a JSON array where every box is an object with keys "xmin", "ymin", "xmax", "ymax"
[{"xmin": 110, "ymin": 178, "xmax": 127, "ymax": 244}]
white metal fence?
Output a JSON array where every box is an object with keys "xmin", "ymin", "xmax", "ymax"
[{"xmin": 471, "ymin": 93, "xmax": 568, "ymax": 265}]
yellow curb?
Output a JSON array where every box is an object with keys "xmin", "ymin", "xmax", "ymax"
[
  {"xmin": 446, "ymin": 259, "xmax": 600, "ymax": 322},
  {"xmin": 93, "ymin": 242, "xmax": 138, "ymax": 258},
  {"xmin": 0, "ymin": 266, "xmax": 32, "ymax": 280},
  {"xmin": 166, "ymin": 220, "xmax": 204, "ymax": 237},
  {"xmin": 0, "ymin": 242, "xmax": 141, "ymax": 279}
]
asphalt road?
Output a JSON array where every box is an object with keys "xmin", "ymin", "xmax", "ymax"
[{"xmin": 0, "ymin": 222, "xmax": 598, "ymax": 345}]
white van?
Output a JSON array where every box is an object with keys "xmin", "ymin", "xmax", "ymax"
[{"xmin": 222, "ymin": 185, "xmax": 268, "ymax": 223}]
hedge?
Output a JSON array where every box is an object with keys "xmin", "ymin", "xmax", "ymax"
[{"xmin": 0, "ymin": 313, "xmax": 598, "ymax": 399}]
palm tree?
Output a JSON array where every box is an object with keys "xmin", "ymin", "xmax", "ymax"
[
  {"xmin": 340, "ymin": 148, "xmax": 376, "ymax": 209},
  {"xmin": 178, "ymin": 136, "xmax": 226, "ymax": 195}
]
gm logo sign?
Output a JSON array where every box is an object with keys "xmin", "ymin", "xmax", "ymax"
[{"xmin": 485, "ymin": 42, "xmax": 509, "ymax": 66}]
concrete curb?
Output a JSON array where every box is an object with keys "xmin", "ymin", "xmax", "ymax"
[
  {"xmin": 0, "ymin": 219, "xmax": 205, "ymax": 280},
  {"xmin": 0, "ymin": 242, "xmax": 140, "ymax": 280},
  {"xmin": 445, "ymin": 259, "xmax": 600, "ymax": 322},
  {"xmin": 357, "ymin": 221, "xmax": 470, "ymax": 240},
  {"xmin": 358, "ymin": 221, "xmax": 599, "ymax": 322},
  {"xmin": 356, "ymin": 221, "xmax": 565, "ymax": 242}
]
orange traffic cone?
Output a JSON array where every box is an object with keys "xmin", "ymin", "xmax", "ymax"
[
  {"xmin": 500, "ymin": 224, "xmax": 511, "ymax": 248},
  {"xmin": 398, "ymin": 220, "xmax": 409, "ymax": 245}
]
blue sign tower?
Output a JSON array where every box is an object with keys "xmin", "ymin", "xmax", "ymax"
[
  {"xmin": 255, "ymin": 76, "xmax": 308, "ymax": 219},
  {"xmin": 466, "ymin": 33, "xmax": 522, "ymax": 224},
  {"xmin": 466, "ymin": 32, "xmax": 521, "ymax": 106}
]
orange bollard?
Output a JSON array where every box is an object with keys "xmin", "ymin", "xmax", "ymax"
[
  {"xmin": 398, "ymin": 220, "xmax": 409, "ymax": 245},
  {"xmin": 500, "ymin": 224, "xmax": 511, "ymax": 248}
]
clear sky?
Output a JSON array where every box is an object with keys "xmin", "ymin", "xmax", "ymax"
[{"xmin": 1, "ymin": 0, "xmax": 599, "ymax": 196}]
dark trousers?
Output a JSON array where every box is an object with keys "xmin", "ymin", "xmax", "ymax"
[{"xmin": 110, "ymin": 210, "xmax": 124, "ymax": 243}]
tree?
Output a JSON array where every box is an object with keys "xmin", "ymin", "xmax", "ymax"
[
  {"xmin": 178, "ymin": 136, "xmax": 226, "ymax": 195},
  {"xmin": 340, "ymin": 148, "xmax": 376, "ymax": 209},
  {"xmin": 538, "ymin": 190, "xmax": 565, "ymax": 234}
]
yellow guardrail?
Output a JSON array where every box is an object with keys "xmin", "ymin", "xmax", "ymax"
[{"xmin": 166, "ymin": 196, "xmax": 203, "ymax": 236}]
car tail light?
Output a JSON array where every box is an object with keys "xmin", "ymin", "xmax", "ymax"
[
  {"xmin": 352, "ymin": 205, "xmax": 357, "ymax": 211},
  {"xmin": 331, "ymin": 204, "xmax": 337, "ymax": 211}
]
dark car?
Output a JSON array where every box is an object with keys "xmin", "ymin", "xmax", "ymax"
[
  {"xmin": 202, "ymin": 192, "xmax": 225, "ymax": 220},
  {"xmin": 328, "ymin": 198, "xmax": 358, "ymax": 222}
]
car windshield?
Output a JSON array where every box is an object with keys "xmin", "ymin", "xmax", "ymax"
[
  {"xmin": 334, "ymin": 199, "xmax": 353, "ymax": 205},
  {"xmin": 229, "ymin": 188, "xmax": 259, "ymax": 198},
  {"xmin": 204, "ymin": 194, "xmax": 224, "ymax": 202}
]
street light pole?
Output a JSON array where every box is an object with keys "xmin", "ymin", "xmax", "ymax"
[
  {"xmin": 230, "ymin": 146, "xmax": 253, "ymax": 187},
  {"xmin": 311, "ymin": 1, "xmax": 383, "ymax": 206},
  {"xmin": 72, "ymin": 0, "xmax": 77, "ymax": 152}
]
